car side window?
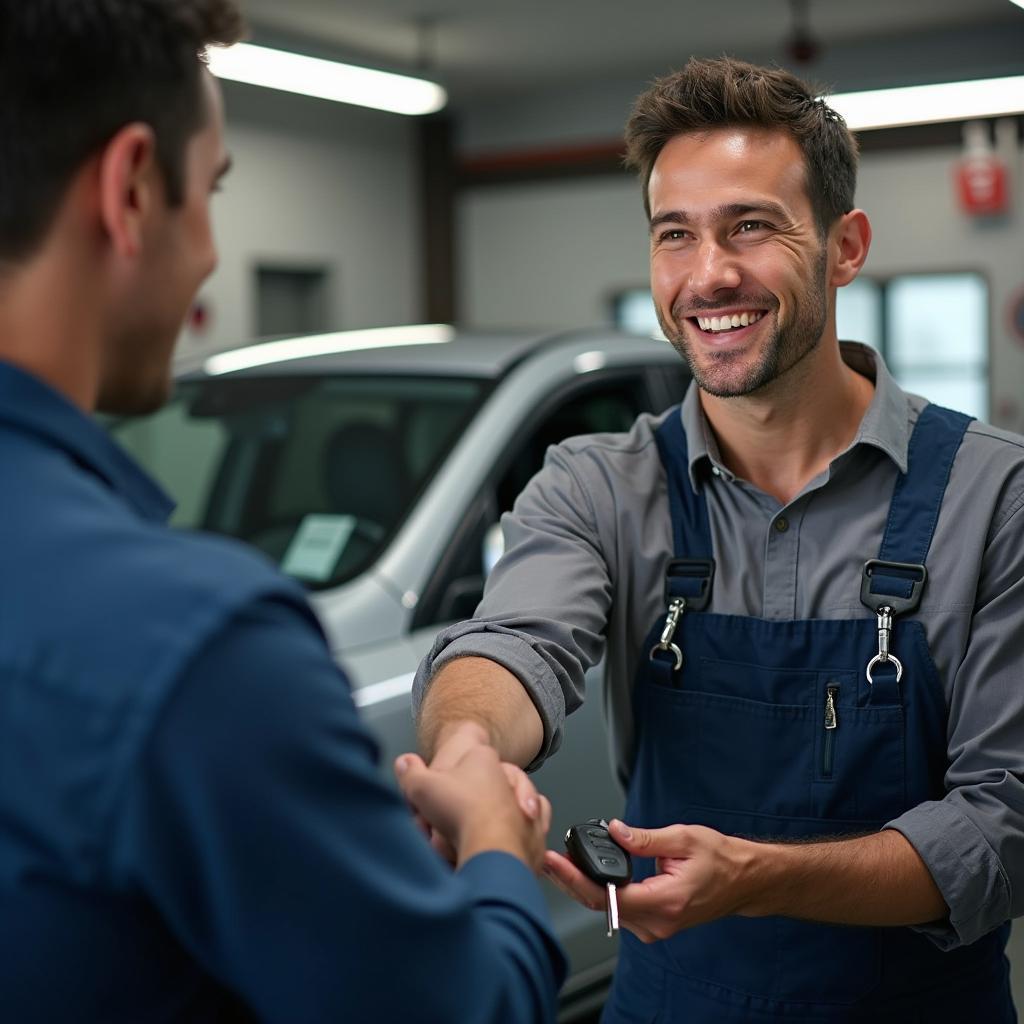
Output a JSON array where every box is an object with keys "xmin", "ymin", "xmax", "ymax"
[{"xmin": 414, "ymin": 372, "xmax": 651, "ymax": 628}]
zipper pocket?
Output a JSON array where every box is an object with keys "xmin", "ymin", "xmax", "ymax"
[{"xmin": 822, "ymin": 684, "xmax": 839, "ymax": 778}]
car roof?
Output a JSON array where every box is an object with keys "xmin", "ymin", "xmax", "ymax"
[{"xmin": 174, "ymin": 325, "xmax": 675, "ymax": 382}]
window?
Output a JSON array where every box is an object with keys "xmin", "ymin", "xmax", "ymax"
[
  {"xmin": 837, "ymin": 273, "xmax": 988, "ymax": 420},
  {"xmin": 612, "ymin": 289, "xmax": 666, "ymax": 338},
  {"xmin": 612, "ymin": 271, "xmax": 990, "ymax": 420},
  {"xmin": 109, "ymin": 375, "xmax": 487, "ymax": 589}
]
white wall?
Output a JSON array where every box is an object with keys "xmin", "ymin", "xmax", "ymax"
[
  {"xmin": 459, "ymin": 177, "xmax": 648, "ymax": 331},
  {"xmin": 177, "ymin": 82, "xmax": 421, "ymax": 355}
]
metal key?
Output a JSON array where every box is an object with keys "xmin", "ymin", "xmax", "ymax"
[{"xmin": 564, "ymin": 818, "xmax": 632, "ymax": 937}]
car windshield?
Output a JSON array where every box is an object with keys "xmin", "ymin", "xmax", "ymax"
[{"xmin": 108, "ymin": 374, "xmax": 487, "ymax": 590}]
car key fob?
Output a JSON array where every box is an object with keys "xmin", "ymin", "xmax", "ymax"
[{"xmin": 564, "ymin": 818, "xmax": 632, "ymax": 936}]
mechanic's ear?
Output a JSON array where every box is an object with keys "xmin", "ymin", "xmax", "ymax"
[
  {"xmin": 97, "ymin": 123, "xmax": 159, "ymax": 260},
  {"xmin": 829, "ymin": 209, "xmax": 871, "ymax": 288}
]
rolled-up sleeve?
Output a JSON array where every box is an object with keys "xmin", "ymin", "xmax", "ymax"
[
  {"xmin": 413, "ymin": 443, "xmax": 614, "ymax": 769},
  {"xmin": 886, "ymin": 493, "xmax": 1024, "ymax": 948}
]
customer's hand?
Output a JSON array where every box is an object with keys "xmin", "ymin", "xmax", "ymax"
[
  {"xmin": 396, "ymin": 744, "xmax": 552, "ymax": 872},
  {"xmin": 413, "ymin": 721, "xmax": 540, "ymax": 864}
]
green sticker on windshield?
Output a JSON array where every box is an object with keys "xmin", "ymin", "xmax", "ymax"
[{"xmin": 281, "ymin": 514, "xmax": 357, "ymax": 583}]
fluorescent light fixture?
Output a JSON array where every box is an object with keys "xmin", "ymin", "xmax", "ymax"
[
  {"xmin": 204, "ymin": 324, "xmax": 456, "ymax": 375},
  {"xmin": 207, "ymin": 43, "xmax": 447, "ymax": 116},
  {"xmin": 830, "ymin": 76, "xmax": 1024, "ymax": 131}
]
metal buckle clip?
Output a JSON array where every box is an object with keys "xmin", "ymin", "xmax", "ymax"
[
  {"xmin": 664, "ymin": 558, "xmax": 715, "ymax": 610},
  {"xmin": 859, "ymin": 560, "xmax": 924, "ymax": 686},
  {"xmin": 865, "ymin": 605, "xmax": 903, "ymax": 684},
  {"xmin": 649, "ymin": 597, "xmax": 685, "ymax": 670},
  {"xmin": 860, "ymin": 559, "xmax": 927, "ymax": 617}
]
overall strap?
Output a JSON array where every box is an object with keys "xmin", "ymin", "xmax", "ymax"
[
  {"xmin": 646, "ymin": 408, "xmax": 715, "ymax": 680},
  {"xmin": 654, "ymin": 409, "xmax": 715, "ymax": 610},
  {"xmin": 864, "ymin": 404, "xmax": 972, "ymax": 607},
  {"xmin": 654, "ymin": 407, "xmax": 713, "ymax": 561}
]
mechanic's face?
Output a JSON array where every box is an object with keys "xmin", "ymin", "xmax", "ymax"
[
  {"xmin": 648, "ymin": 127, "xmax": 829, "ymax": 399},
  {"xmin": 98, "ymin": 71, "xmax": 229, "ymax": 415}
]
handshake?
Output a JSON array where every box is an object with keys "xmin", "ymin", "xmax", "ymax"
[
  {"xmin": 395, "ymin": 717, "xmax": 760, "ymax": 948},
  {"xmin": 395, "ymin": 720, "xmax": 552, "ymax": 873}
]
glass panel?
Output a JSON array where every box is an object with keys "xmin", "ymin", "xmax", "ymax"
[
  {"xmin": 108, "ymin": 375, "xmax": 486, "ymax": 589},
  {"xmin": 613, "ymin": 289, "xmax": 665, "ymax": 338},
  {"xmin": 836, "ymin": 276, "xmax": 882, "ymax": 352},
  {"xmin": 113, "ymin": 405, "xmax": 227, "ymax": 528},
  {"xmin": 886, "ymin": 274, "xmax": 987, "ymax": 369},
  {"xmin": 893, "ymin": 370, "xmax": 988, "ymax": 422}
]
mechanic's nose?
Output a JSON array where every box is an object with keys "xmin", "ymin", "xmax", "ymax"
[{"xmin": 688, "ymin": 241, "xmax": 741, "ymax": 297}]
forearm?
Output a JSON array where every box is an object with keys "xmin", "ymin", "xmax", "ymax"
[
  {"xmin": 741, "ymin": 828, "xmax": 947, "ymax": 927},
  {"xmin": 416, "ymin": 656, "xmax": 544, "ymax": 768}
]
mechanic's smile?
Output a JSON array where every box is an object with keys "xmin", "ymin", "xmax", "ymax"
[{"xmin": 695, "ymin": 310, "xmax": 765, "ymax": 333}]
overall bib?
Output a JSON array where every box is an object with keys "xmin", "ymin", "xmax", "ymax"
[{"xmin": 603, "ymin": 405, "xmax": 1015, "ymax": 1023}]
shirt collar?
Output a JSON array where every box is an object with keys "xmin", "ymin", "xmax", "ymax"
[
  {"xmin": 681, "ymin": 342, "xmax": 913, "ymax": 491},
  {"xmin": 0, "ymin": 360, "xmax": 175, "ymax": 523}
]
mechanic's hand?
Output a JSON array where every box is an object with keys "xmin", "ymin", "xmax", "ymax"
[
  {"xmin": 396, "ymin": 745, "xmax": 552, "ymax": 872},
  {"xmin": 543, "ymin": 819, "xmax": 756, "ymax": 942}
]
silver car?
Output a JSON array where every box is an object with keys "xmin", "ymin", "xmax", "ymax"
[{"xmin": 111, "ymin": 325, "xmax": 689, "ymax": 1021}]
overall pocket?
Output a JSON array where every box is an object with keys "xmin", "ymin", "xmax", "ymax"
[
  {"xmin": 641, "ymin": 658, "xmax": 908, "ymax": 825},
  {"xmin": 642, "ymin": 660, "xmax": 819, "ymax": 820}
]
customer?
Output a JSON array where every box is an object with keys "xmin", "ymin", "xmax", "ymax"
[{"xmin": 0, "ymin": 3, "xmax": 564, "ymax": 1021}]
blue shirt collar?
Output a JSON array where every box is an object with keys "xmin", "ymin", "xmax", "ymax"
[
  {"xmin": 681, "ymin": 342, "xmax": 913, "ymax": 490},
  {"xmin": 0, "ymin": 360, "xmax": 175, "ymax": 523}
]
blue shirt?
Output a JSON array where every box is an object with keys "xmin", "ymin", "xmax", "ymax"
[{"xmin": 0, "ymin": 361, "xmax": 565, "ymax": 1023}]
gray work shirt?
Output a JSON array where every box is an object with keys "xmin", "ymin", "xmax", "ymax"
[{"xmin": 414, "ymin": 343, "xmax": 1024, "ymax": 949}]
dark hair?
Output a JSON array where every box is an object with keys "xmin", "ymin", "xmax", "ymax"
[
  {"xmin": 624, "ymin": 57, "xmax": 859, "ymax": 235},
  {"xmin": 0, "ymin": 0, "xmax": 244, "ymax": 262}
]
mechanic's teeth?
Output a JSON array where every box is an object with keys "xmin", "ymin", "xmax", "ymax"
[{"xmin": 697, "ymin": 311, "xmax": 763, "ymax": 333}]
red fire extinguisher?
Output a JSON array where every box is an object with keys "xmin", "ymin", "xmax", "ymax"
[{"xmin": 955, "ymin": 121, "xmax": 1009, "ymax": 216}]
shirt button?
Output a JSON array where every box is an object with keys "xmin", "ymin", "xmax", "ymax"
[
  {"xmin": 774, "ymin": 516, "xmax": 790, "ymax": 533},
  {"xmin": 711, "ymin": 466, "xmax": 721, "ymax": 477}
]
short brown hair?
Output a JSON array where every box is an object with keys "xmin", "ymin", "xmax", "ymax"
[
  {"xmin": 624, "ymin": 57, "xmax": 859, "ymax": 235},
  {"xmin": 0, "ymin": 0, "xmax": 245, "ymax": 263}
]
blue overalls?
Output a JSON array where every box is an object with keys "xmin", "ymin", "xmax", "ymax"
[{"xmin": 603, "ymin": 404, "xmax": 1015, "ymax": 1023}]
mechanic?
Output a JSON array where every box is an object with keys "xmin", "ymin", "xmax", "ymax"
[
  {"xmin": 414, "ymin": 57, "xmax": 1024, "ymax": 1021},
  {"xmin": 0, "ymin": 2, "xmax": 565, "ymax": 1021}
]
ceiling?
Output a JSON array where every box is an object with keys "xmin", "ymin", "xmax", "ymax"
[{"xmin": 240, "ymin": 0, "xmax": 1024, "ymax": 103}]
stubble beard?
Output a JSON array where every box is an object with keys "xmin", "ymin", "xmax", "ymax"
[{"xmin": 658, "ymin": 252, "xmax": 829, "ymax": 399}]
